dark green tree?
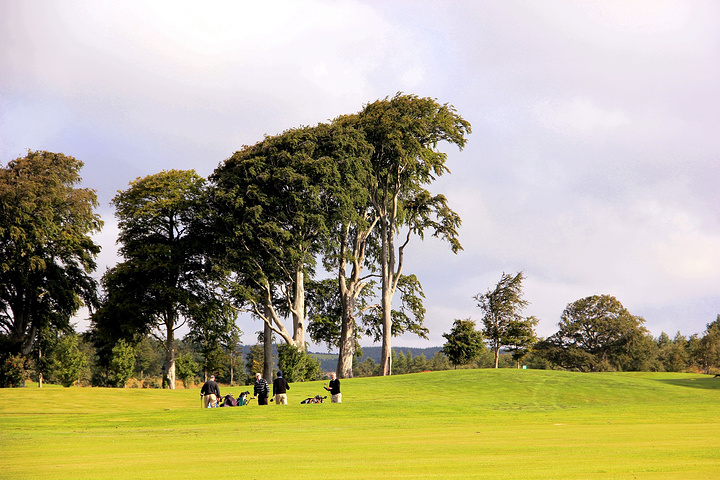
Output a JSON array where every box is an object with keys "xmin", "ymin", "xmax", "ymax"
[
  {"xmin": 93, "ymin": 169, "xmax": 221, "ymax": 389},
  {"xmin": 108, "ymin": 339, "xmax": 135, "ymax": 388},
  {"xmin": 277, "ymin": 343, "xmax": 321, "ymax": 382},
  {"xmin": 699, "ymin": 316, "xmax": 720, "ymax": 374},
  {"xmin": 656, "ymin": 332, "xmax": 689, "ymax": 372},
  {"xmin": 442, "ymin": 318, "xmax": 485, "ymax": 369},
  {"xmin": 211, "ymin": 123, "xmax": 367, "ymax": 356},
  {"xmin": 535, "ymin": 295, "xmax": 651, "ymax": 372},
  {"xmin": 475, "ymin": 272, "xmax": 530, "ymax": 368},
  {"xmin": 175, "ymin": 351, "xmax": 199, "ymax": 388},
  {"xmin": 49, "ymin": 333, "xmax": 88, "ymax": 387},
  {"xmin": 0, "ymin": 151, "xmax": 102, "ymax": 358},
  {"xmin": 505, "ymin": 315, "xmax": 539, "ymax": 368}
]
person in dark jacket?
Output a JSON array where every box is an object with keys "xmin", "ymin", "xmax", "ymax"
[
  {"xmin": 201, "ymin": 375, "xmax": 221, "ymax": 408},
  {"xmin": 253, "ymin": 372, "xmax": 269, "ymax": 405},
  {"xmin": 324, "ymin": 372, "xmax": 341, "ymax": 403},
  {"xmin": 272, "ymin": 371, "xmax": 290, "ymax": 405}
]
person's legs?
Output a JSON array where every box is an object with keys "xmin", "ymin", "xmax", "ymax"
[
  {"xmin": 331, "ymin": 393, "xmax": 342, "ymax": 403},
  {"xmin": 204, "ymin": 394, "xmax": 217, "ymax": 408},
  {"xmin": 276, "ymin": 393, "xmax": 287, "ymax": 404}
]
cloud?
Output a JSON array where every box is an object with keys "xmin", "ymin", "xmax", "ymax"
[
  {"xmin": 533, "ymin": 97, "xmax": 631, "ymax": 136},
  {"xmin": 2, "ymin": 0, "xmax": 720, "ymax": 348}
]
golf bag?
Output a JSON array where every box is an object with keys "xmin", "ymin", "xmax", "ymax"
[
  {"xmin": 300, "ymin": 395, "xmax": 327, "ymax": 404},
  {"xmin": 237, "ymin": 391, "xmax": 252, "ymax": 406},
  {"xmin": 219, "ymin": 394, "xmax": 237, "ymax": 407}
]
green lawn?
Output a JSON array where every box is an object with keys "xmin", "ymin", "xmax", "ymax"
[{"xmin": 1, "ymin": 369, "xmax": 719, "ymax": 479}]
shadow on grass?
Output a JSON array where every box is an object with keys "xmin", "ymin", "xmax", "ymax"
[{"xmin": 653, "ymin": 376, "xmax": 720, "ymax": 390}]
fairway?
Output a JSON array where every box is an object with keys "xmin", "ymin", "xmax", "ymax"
[{"xmin": 1, "ymin": 369, "xmax": 719, "ymax": 479}]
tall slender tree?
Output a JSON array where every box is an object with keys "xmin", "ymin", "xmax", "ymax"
[
  {"xmin": 475, "ymin": 272, "xmax": 530, "ymax": 368},
  {"xmin": 355, "ymin": 94, "xmax": 471, "ymax": 375},
  {"xmin": 96, "ymin": 170, "xmax": 219, "ymax": 389}
]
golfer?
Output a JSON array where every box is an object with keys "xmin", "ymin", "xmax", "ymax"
[
  {"xmin": 324, "ymin": 372, "xmax": 341, "ymax": 403},
  {"xmin": 272, "ymin": 370, "xmax": 290, "ymax": 405},
  {"xmin": 253, "ymin": 372, "xmax": 270, "ymax": 405},
  {"xmin": 200, "ymin": 374, "xmax": 221, "ymax": 408}
]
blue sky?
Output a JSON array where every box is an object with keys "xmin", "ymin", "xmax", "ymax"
[{"xmin": 2, "ymin": 0, "xmax": 719, "ymax": 348}]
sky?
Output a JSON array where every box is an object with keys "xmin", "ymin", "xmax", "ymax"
[{"xmin": 2, "ymin": 0, "xmax": 719, "ymax": 350}]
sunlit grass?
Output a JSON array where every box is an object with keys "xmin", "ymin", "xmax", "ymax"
[{"xmin": 1, "ymin": 369, "xmax": 719, "ymax": 479}]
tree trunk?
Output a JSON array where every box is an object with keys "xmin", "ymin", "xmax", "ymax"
[
  {"xmin": 164, "ymin": 320, "xmax": 176, "ymax": 389},
  {"xmin": 292, "ymin": 267, "xmax": 306, "ymax": 349},
  {"xmin": 336, "ymin": 220, "xmax": 376, "ymax": 379},
  {"xmin": 263, "ymin": 307, "xmax": 273, "ymax": 383},
  {"xmin": 38, "ymin": 346, "xmax": 43, "ymax": 388},
  {"xmin": 380, "ymin": 288, "xmax": 393, "ymax": 376},
  {"xmin": 494, "ymin": 346, "xmax": 500, "ymax": 369},
  {"xmin": 379, "ymin": 215, "xmax": 395, "ymax": 377},
  {"xmin": 336, "ymin": 304, "xmax": 355, "ymax": 379}
]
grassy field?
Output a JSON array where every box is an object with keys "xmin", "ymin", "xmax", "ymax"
[{"xmin": 1, "ymin": 369, "xmax": 719, "ymax": 479}]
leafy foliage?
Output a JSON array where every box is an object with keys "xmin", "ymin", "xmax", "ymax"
[
  {"xmin": 175, "ymin": 352, "xmax": 199, "ymax": 388},
  {"xmin": 50, "ymin": 333, "xmax": 88, "ymax": 387},
  {"xmin": 475, "ymin": 272, "xmax": 531, "ymax": 368},
  {"xmin": 277, "ymin": 343, "xmax": 321, "ymax": 382},
  {"xmin": 108, "ymin": 339, "xmax": 136, "ymax": 388},
  {"xmin": 535, "ymin": 295, "xmax": 653, "ymax": 372},
  {"xmin": 0, "ymin": 151, "xmax": 102, "ymax": 356},
  {"xmin": 442, "ymin": 318, "xmax": 485, "ymax": 368},
  {"xmin": 92, "ymin": 170, "xmax": 226, "ymax": 388}
]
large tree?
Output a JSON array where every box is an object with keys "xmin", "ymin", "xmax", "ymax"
[
  {"xmin": 475, "ymin": 272, "xmax": 530, "ymax": 368},
  {"xmin": 0, "ymin": 151, "xmax": 102, "ymax": 357},
  {"xmin": 211, "ymin": 123, "xmax": 367, "ymax": 357},
  {"xmin": 94, "ymin": 170, "xmax": 220, "ymax": 389},
  {"xmin": 355, "ymin": 93, "xmax": 471, "ymax": 375},
  {"xmin": 442, "ymin": 318, "xmax": 485, "ymax": 369},
  {"xmin": 535, "ymin": 294, "xmax": 651, "ymax": 372}
]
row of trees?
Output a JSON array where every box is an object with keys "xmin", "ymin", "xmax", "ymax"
[
  {"xmin": 1, "ymin": 94, "xmax": 472, "ymax": 387},
  {"xmin": 440, "ymin": 271, "xmax": 720, "ymax": 374}
]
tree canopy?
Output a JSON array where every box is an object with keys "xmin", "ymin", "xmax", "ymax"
[
  {"xmin": 0, "ymin": 151, "xmax": 102, "ymax": 356},
  {"xmin": 442, "ymin": 318, "xmax": 485, "ymax": 368},
  {"xmin": 352, "ymin": 93, "xmax": 471, "ymax": 375},
  {"xmin": 91, "ymin": 169, "xmax": 224, "ymax": 388},
  {"xmin": 535, "ymin": 294, "xmax": 652, "ymax": 372},
  {"xmin": 475, "ymin": 272, "xmax": 531, "ymax": 368}
]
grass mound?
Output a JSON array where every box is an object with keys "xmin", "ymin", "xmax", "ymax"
[{"xmin": 1, "ymin": 369, "xmax": 719, "ymax": 479}]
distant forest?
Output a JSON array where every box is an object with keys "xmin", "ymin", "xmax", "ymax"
[{"xmin": 310, "ymin": 346, "xmax": 443, "ymax": 372}]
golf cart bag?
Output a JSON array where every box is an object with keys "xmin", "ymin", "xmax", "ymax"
[
  {"xmin": 237, "ymin": 391, "xmax": 251, "ymax": 406},
  {"xmin": 300, "ymin": 395, "xmax": 327, "ymax": 404},
  {"xmin": 219, "ymin": 394, "xmax": 237, "ymax": 407}
]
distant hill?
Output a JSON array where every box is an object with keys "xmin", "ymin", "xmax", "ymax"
[
  {"xmin": 237, "ymin": 344, "xmax": 443, "ymax": 373},
  {"xmin": 308, "ymin": 346, "xmax": 443, "ymax": 372}
]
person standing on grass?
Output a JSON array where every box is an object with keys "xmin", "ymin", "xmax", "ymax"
[
  {"xmin": 272, "ymin": 370, "xmax": 290, "ymax": 405},
  {"xmin": 324, "ymin": 372, "xmax": 341, "ymax": 403},
  {"xmin": 201, "ymin": 375, "xmax": 221, "ymax": 408},
  {"xmin": 254, "ymin": 372, "xmax": 270, "ymax": 405}
]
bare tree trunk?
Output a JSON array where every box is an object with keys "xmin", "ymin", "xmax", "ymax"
[
  {"xmin": 292, "ymin": 268, "xmax": 306, "ymax": 349},
  {"xmin": 336, "ymin": 305, "xmax": 355, "ymax": 378},
  {"xmin": 164, "ymin": 318, "xmax": 176, "ymax": 389},
  {"xmin": 263, "ymin": 308, "xmax": 273, "ymax": 383},
  {"xmin": 38, "ymin": 346, "xmax": 43, "ymax": 388}
]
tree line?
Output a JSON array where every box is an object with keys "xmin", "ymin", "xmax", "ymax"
[
  {"xmin": 441, "ymin": 271, "xmax": 720, "ymax": 374},
  {"xmin": 3, "ymin": 96, "xmax": 718, "ymax": 388},
  {"xmin": 1, "ymin": 94, "xmax": 472, "ymax": 387}
]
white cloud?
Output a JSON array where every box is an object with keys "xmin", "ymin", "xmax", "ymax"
[
  {"xmin": 3, "ymin": 0, "xmax": 720, "ymax": 346},
  {"xmin": 533, "ymin": 97, "xmax": 631, "ymax": 136}
]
